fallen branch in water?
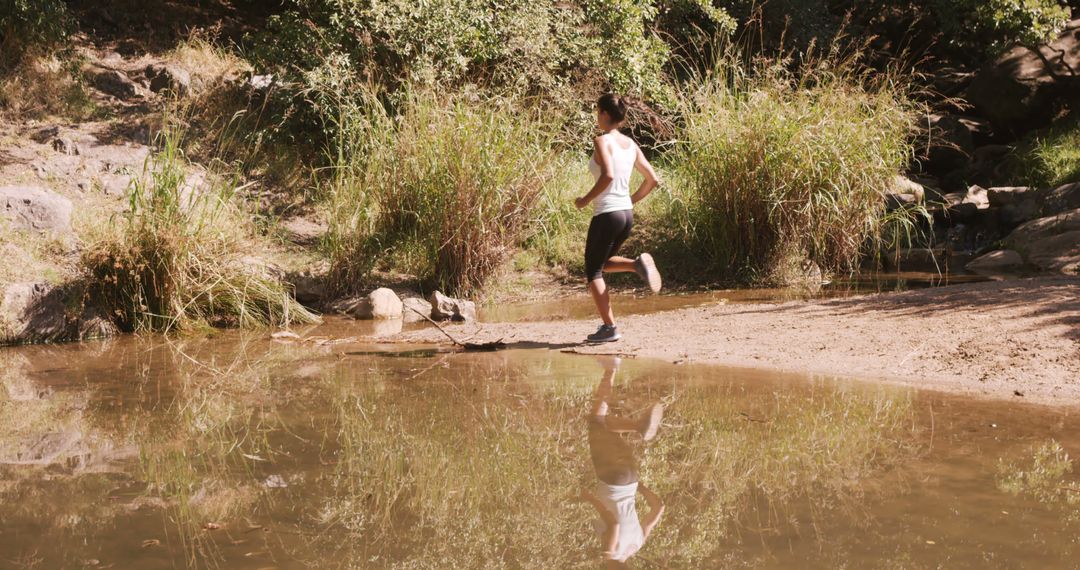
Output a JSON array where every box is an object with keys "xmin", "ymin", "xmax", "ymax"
[{"xmin": 405, "ymin": 305, "xmax": 505, "ymax": 351}]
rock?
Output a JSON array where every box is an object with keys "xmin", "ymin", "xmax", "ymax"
[
  {"xmin": 91, "ymin": 69, "xmax": 139, "ymax": 100},
  {"xmin": 965, "ymin": 249, "xmax": 1026, "ymax": 273},
  {"xmin": 966, "ymin": 20, "xmax": 1080, "ymax": 135},
  {"xmin": 957, "ymin": 116, "xmax": 994, "ymax": 144},
  {"xmin": 146, "ymin": 63, "xmax": 191, "ymax": 97},
  {"xmin": 922, "ymin": 114, "xmax": 975, "ymax": 174},
  {"xmin": 1000, "ymin": 199, "xmax": 1041, "ymax": 228},
  {"xmin": 429, "ymin": 291, "xmax": 477, "ymax": 322},
  {"xmin": 0, "ymin": 430, "xmax": 88, "ymax": 466},
  {"xmin": 966, "ymin": 145, "xmax": 1014, "ymax": 186},
  {"xmin": 367, "ymin": 288, "xmax": 403, "ymax": 319},
  {"xmin": 402, "ymin": 297, "xmax": 432, "ymax": 323},
  {"xmin": 332, "ymin": 288, "xmax": 403, "ymax": 320},
  {"xmin": 288, "ymin": 273, "xmax": 327, "ymax": 307},
  {"xmin": 890, "ymin": 175, "xmax": 925, "ymax": 197},
  {"xmin": 1045, "ymin": 182, "xmax": 1080, "ymax": 215},
  {"xmin": 51, "ymin": 137, "xmax": 79, "ymax": 156},
  {"xmin": 888, "ymin": 248, "xmax": 944, "ymax": 272},
  {"xmin": 1005, "ymin": 209, "xmax": 1080, "ymax": 274},
  {"xmin": 940, "ymin": 192, "xmax": 979, "ymax": 222},
  {"xmin": 98, "ymin": 173, "xmax": 132, "ymax": 196},
  {"xmin": 0, "ymin": 186, "xmax": 73, "ymax": 232},
  {"xmin": 962, "ymin": 185, "xmax": 990, "ymax": 209},
  {"xmin": 987, "ymin": 187, "xmax": 1031, "ymax": 208},
  {"xmin": 0, "ymin": 283, "xmax": 70, "ymax": 345}
]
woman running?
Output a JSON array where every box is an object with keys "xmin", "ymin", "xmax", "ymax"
[{"xmin": 575, "ymin": 94, "xmax": 662, "ymax": 344}]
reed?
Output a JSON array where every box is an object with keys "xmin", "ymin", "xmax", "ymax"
[{"xmin": 82, "ymin": 121, "xmax": 317, "ymax": 332}]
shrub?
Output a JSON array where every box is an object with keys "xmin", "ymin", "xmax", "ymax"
[
  {"xmin": 928, "ymin": 0, "xmax": 1071, "ymax": 55},
  {"xmin": 249, "ymin": 0, "xmax": 735, "ymax": 121},
  {"xmin": 83, "ymin": 124, "xmax": 318, "ymax": 332},
  {"xmin": 665, "ymin": 53, "xmax": 918, "ymax": 282},
  {"xmin": 324, "ymin": 87, "xmax": 564, "ymax": 296},
  {"xmin": 0, "ymin": 0, "xmax": 72, "ymax": 67}
]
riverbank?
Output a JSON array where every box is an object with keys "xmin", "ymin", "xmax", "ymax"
[{"xmin": 398, "ymin": 277, "xmax": 1080, "ymax": 405}]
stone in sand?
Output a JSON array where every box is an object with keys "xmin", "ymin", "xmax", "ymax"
[
  {"xmin": 965, "ymin": 250, "xmax": 1026, "ymax": 273},
  {"xmin": 331, "ymin": 288, "xmax": 403, "ymax": 320},
  {"xmin": 402, "ymin": 297, "xmax": 432, "ymax": 323}
]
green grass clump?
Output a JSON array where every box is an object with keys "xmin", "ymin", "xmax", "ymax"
[
  {"xmin": 82, "ymin": 124, "xmax": 317, "ymax": 333},
  {"xmin": 324, "ymin": 87, "xmax": 563, "ymax": 296},
  {"xmin": 1003, "ymin": 115, "xmax": 1080, "ymax": 189},
  {"xmin": 665, "ymin": 54, "xmax": 917, "ymax": 283}
]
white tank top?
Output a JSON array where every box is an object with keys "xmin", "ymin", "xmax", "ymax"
[
  {"xmin": 591, "ymin": 480, "xmax": 645, "ymax": 562},
  {"xmin": 588, "ymin": 136, "xmax": 636, "ymax": 217}
]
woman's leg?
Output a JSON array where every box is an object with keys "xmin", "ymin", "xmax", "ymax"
[
  {"xmin": 602, "ymin": 211, "xmax": 636, "ymax": 274},
  {"xmin": 588, "ymin": 278, "xmax": 615, "ymax": 326}
]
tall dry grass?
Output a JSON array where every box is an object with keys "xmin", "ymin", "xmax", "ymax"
[
  {"xmin": 666, "ymin": 52, "xmax": 919, "ymax": 282},
  {"xmin": 323, "ymin": 86, "xmax": 563, "ymax": 296},
  {"xmin": 82, "ymin": 122, "xmax": 317, "ymax": 332}
]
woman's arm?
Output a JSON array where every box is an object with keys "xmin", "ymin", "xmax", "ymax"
[
  {"xmin": 638, "ymin": 482, "xmax": 665, "ymax": 539},
  {"xmin": 630, "ymin": 146, "xmax": 659, "ymax": 204},
  {"xmin": 576, "ymin": 136, "xmax": 614, "ymax": 209}
]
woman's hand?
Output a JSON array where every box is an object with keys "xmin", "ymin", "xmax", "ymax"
[{"xmin": 575, "ymin": 196, "xmax": 589, "ymax": 209}]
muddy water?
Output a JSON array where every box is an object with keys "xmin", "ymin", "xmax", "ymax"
[
  {"xmin": 481, "ymin": 271, "xmax": 988, "ymax": 323},
  {"xmin": 1, "ymin": 319, "xmax": 1078, "ymax": 569}
]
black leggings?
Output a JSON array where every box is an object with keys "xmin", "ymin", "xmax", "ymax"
[{"xmin": 584, "ymin": 210, "xmax": 634, "ymax": 281}]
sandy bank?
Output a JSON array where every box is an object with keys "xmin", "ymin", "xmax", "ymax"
[{"xmin": 398, "ymin": 277, "xmax": 1080, "ymax": 405}]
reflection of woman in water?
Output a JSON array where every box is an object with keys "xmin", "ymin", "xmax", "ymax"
[{"xmin": 576, "ymin": 358, "xmax": 664, "ymax": 568}]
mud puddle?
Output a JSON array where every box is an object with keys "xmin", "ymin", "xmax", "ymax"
[
  {"xmin": 1, "ymin": 320, "xmax": 1076, "ymax": 569},
  {"xmin": 481, "ymin": 271, "xmax": 989, "ymax": 323}
]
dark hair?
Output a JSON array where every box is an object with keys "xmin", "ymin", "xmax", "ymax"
[
  {"xmin": 596, "ymin": 93, "xmax": 671, "ymax": 139},
  {"xmin": 597, "ymin": 93, "xmax": 633, "ymax": 123}
]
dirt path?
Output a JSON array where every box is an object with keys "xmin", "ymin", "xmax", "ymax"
[{"xmin": 399, "ymin": 277, "xmax": 1080, "ymax": 405}]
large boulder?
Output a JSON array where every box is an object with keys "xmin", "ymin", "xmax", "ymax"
[
  {"xmin": 429, "ymin": 291, "xmax": 477, "ymax": 322},
  {"xmin": 0, "ymin": 186, "xmax": 73, "ymax": 232},
  {"xmin": 1004, "ymin": 209, "xmax": 1080, "ymax": 274},
  {"xmin": 965, "ymin": 249, "xmax": 1026, "ymax": 273},
  {"xmin": 402, "ymin": 297, "xmax": 433, "ymax": 323},
  {"xmin": 331, "ymin": 288, "xmax": 403, "ymax": 320},
  {"xmin": 1044, "ymin": 182, "xmax": 1080, "ymax": 214},
  {"xmin": 966, "ymin": 20, "xmax": 1080, "ymax": 135}
]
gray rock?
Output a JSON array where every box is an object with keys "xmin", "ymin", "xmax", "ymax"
[
  {"xmin": 0, "ymin": 186, "xmax": 73, "ymax": 232},
  {"xmin": 402, "ymin": 297, "xmax": 432, "ymax": 323},
  {"xmin": 1000, "ymin": 199, "xmax": 1041, "ymax": 227},
  {"xmin": 987, "ymin": 187, "xmax": 1031, "ymax": 208},
  {"xmin": 332, "ymin": 288, "xmax": 403, "ymax": 320},
  {"xmin": 92, "ymin": 69, "xmax": 139, "ymax": 99},
  {"xmin": 288, "ymin": 273, "xmax": 327, "ymax": 307},
  {"xmin": 0, "ymin": 283, "xmax": 70, "ymax": 345},
  {"xmin": 146, "ymin": 63, "xmax": 191, "ymax": 97},
  {"xmin": 941, "ymin": 192, "xmax": 979, "ymax": 222},
  {"xmin": 429, "ymin": 291, "xmax": 477, "ymax": 322},
  {"xmin": 965, "ymin": 249, "xmax": 1026, "ymax": 273},
  {"xmin": 1005, "ymin": 209, "xmax": 1080, "ymax": 274}
]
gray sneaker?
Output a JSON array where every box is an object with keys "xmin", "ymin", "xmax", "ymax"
[
  {"xmin": 635, "ymin": 253, "xmax": 662, "ymax": 294},
  {"xmin": 586, "ymin": 324, "xmax": 621, "ymax": 343}
]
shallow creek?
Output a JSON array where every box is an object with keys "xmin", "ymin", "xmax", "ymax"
[{"xmin": 2, "ymin": 310, "xmax": 1078, "ymax": 569}]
